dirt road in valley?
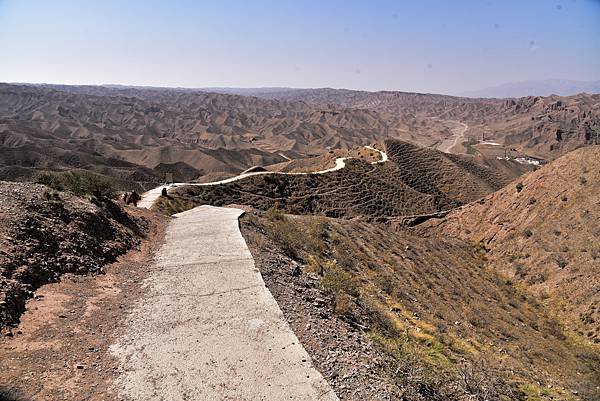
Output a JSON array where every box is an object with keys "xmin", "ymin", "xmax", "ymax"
[
  {"xmin": 110, "ymin": 205, "xmax": 338, "ymax": 401},
  {"xmin": 437, "ymin": 121, "xmax": 469, "ymax": 153}
]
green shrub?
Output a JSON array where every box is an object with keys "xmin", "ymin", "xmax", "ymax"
[
  {"xmin": 321, "ymin": 261, "xmax": 358, "ymax": 297},
  {"xmin": 556, "ymin": 257, "xmax": 568, "ymax": 269},
  {"xmin": 514, "ymin": 262, "xmax": 526, "ymax": 278},
  {"xmin": 265, "ymin": 206, "xmax": 285, "ymax": 221},
  {"xmin": 33, "ymin": 170, "xmax": 116, "ymax": 198},
  {"xmin": 33, "ymin": 171, "xmax": 64, "ymax": 190},
  {"xmin": 42, "ymin": 189, "xmax": 61, "ymax": 202}
]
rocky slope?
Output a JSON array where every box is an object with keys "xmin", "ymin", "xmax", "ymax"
[
  {"xmin": 240, "ymin": 208, "xmax": 599, "ymax": 400},
  {"xmin": 0, "ymin": 182, "xmax": 149, "ymax": 330}
]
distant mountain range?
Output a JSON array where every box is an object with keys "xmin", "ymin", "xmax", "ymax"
[{"xmin": 460, "ymin": 79, "xmax": 600, "ymax": 98}]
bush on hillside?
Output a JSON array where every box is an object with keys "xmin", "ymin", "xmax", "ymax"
[
  {"xmin": 516, "ymin": 182, "xmax": 524, "ymax": 193},
  {"xmin": 33, "ymin": 170, "xmax": 116, "ymax": 198}
]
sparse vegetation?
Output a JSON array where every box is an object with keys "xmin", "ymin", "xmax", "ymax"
[
  {"xmin": 526, "ymin": 273, "xmax": 547, "ymax": 285},
  {"xmin": 516, "ymin": 182, "xmax": 524, "ymax": 192},
  {"xmin": 154, "ymin": 195, "xmax": 195, "ymax": 214},
  {"xmin": 514, "ymin": 262, "xmax": 527, "ymax": 278},
  {"xmin": 241, "ymin": 210, "xmax": 600, "ymax": 400},
  {"xmin": 519, "ymin": 383, "xmax": 579, "ymax": 401},
  {"xmin": 41, "ymin": 189, "xmax": 62, "ymax": 203},
  {"xmin": 159, "ymin": 139, "xmax": 513, "ymax": 219},
  {"xmin": 461, "ymin": 137, "xmax": 479, "ymax": 155},
  {"xmin": 33, "ymin": 170, "xmax": 116, "ymax": 198}
]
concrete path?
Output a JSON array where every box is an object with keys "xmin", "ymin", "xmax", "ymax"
[
  {"xmin": 139, "ymin": 145, "xmax": 388, "ymax": 209},
  {"xmin": 110, "ymin": 205, "xmax": 338, "ymax": 401},
  {"xmin": 365, "ymin": 145, "xmax": 388, "ymax": 163},
  {"xmin": 138, "ymin": 157, "xmax": 348, "ymax": 209}
]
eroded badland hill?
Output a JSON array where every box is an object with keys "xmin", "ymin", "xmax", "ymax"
[
  {"xmin": 1, "ymin": 83, "xmax": 599, "ymax": 401},
  {"xmin": 1, "ymin": 84, "xmax": 599, "ymax": 191}
]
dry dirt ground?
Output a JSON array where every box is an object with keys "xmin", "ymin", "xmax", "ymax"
[{"xmin": 0, "ymin": 207, "xmax": 167, "ymax": 401}]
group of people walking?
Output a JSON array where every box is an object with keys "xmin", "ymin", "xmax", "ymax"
[
  {"xmin": 122, "ymin": 191, "xmax": 141, "ymax": 206},
  {"xmin": 122, "ymin": 187, "xmax": 168, "ymax": 207}
]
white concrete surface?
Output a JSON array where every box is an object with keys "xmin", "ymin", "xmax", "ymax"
[
  {"xmin": 124, "ymin": 147, "xmax": 390, "ymax": 398},
  {"xmin": 111, "ymin": 205, "xmax": 338, "ymax": 401},
  {"xmin": 137, "ymin": 185, "xmax": 169, "ymax": 209},
  {"xmin": 365, "ymin": 145, "xmax": 388, "ymax": 163}
]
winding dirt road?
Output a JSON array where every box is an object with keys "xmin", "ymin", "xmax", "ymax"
[{"xmin": 437, "ymin": 121, "xmax": 469, "ymax": 154}]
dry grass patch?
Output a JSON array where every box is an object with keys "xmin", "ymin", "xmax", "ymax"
[{"xmin": 240, "ymin": 210, "xmax": 600, "ymax": 400}]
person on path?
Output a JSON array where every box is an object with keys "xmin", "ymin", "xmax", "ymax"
[{"xmin": 128, "ymin": 191, "xmax": 140, "ymax": 207}]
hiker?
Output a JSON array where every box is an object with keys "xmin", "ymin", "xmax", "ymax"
[
  {"xmin": 122, "ymin": 192, "xmax": 130, "ymax": 204},
  {"xmin": 161, "ymin": 187, "xmax": 168, "ymax": 197},
  {"xmin": 129, "ymin": 191, "xmax": 141, "ymax": 207}
]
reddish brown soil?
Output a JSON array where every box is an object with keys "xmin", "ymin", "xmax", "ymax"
[
  {"xmin": 0, "ymin": 207, "xmax": 167, "ymax": 401},
  {"xmin": 432, "ymin": 145, "xmax": 600, "ymax": 343}
]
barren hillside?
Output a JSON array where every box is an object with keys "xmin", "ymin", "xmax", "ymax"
[
  {"xmin": 215, "ymin": 87, "xmax": 600, "ymax": 159},
  {"xmin": 158, "ymin": 140, "xmax": 516, "ymax": 218},
  {"xmin": 0, "ymin": 181, "xmax": 151, "ymax": 330},
  {"xmin": 1, "ymin": 84, "xmax": 598, "ymax": 193},
  {"xmin": 239, "ymin": 207, "xmax": 599, "ymax": 400},
  {"xmin": 434, "ymin": 146, "xmax": 600, "ymax": 344}
]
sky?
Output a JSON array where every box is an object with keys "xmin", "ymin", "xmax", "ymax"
[{"xmin": 0, "ymin": 0, "xmax": 599, "ymax": 95}]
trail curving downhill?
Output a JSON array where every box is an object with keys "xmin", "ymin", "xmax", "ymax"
[
  {"xmin": 112, "ymin": 148, "xmax": 392, "ymax": 400},
  {"xmin": 438, "ymin": 121, "xmax": 469, "ymax": 154},
  {"xmin": 138, "ymin": 145, "xmax": 388, "ymax": 209}
]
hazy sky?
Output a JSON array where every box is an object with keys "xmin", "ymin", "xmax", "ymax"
[{"xmin": 1, "ymin": 0, "xmax": 599, "ymax": 94}]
